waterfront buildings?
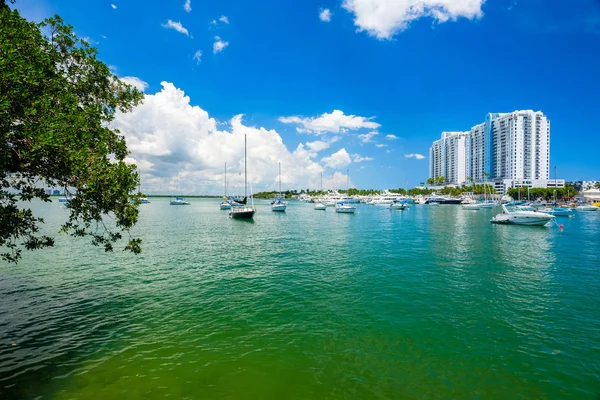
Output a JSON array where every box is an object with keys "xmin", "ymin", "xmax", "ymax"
[{"xmin": 429, "ymin": 110, "xmax": 562, "ymax": 194}]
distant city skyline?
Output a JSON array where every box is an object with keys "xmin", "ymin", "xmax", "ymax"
[{"xmin": 13, "ymin": 0, "xmax": 600, "ymax": 194}]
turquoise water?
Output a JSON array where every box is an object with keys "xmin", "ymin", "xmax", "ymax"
[{"xmin": 1, "ymin": 199, "xmax": 600, "ymax": 399}]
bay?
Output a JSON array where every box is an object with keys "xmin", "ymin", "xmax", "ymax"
[{"xmin": 1, "ymin": 199, "xmax": 599, "ymax": 399}]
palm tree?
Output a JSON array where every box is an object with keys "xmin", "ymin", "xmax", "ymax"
[{"xmin": 426, "ymin": 178, "xmax": 434, "ymax": 186}]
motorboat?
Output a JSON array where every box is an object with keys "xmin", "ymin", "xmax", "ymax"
[
  {"xmin": 576, "ymin": 204, "xmax": 599, "ymax": 212},
  {"xmin": 335, "ymin": 202, "xmax": 356, "ymax": 213},
  {"xmin": 538, "ymin": 207, "xmax": 575, "ymax": 217},
  {"xmin": 491, "ymin": 205, "xmax": 555, "ymax": 226},
  {"xmin": 425, "ymin": 196, "xmax": 462, "ymax": 205},
  {"xmin": 170, "ymin": 197, "xmax": 190, "ymax": 205},
  {"xmin": 390, "ymin": 200, "xmax": 408, "ymax": 210},
  {"xmin": 229, "ymin": 134, "xmax": 256, "ymax": 219},
  {"xmin": 323, "ymin": 198, "xmax": 337, "ymax": 207},
  {"xmin": 314, "ymin": 203, "xmax": 326, "ymax": 210},
  {"xmin": 220, "ymin": 196, "xmax": 232, "ymax": 210},
  {"xmin": 140, "ymin": 197, "xmax": 150, "ymax": 204}
]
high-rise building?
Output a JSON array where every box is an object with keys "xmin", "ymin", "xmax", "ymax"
[{"xmin": 429, "ymin": 110, "xmax": 556, "ymax": 192}]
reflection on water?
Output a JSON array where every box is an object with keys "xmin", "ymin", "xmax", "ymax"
[{"xmin": 1, "ymin": 200, "xmax": 599, "ymax": 399}]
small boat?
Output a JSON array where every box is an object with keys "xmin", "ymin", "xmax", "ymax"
[
  {"xmin": 220, "ymin": 196, "xmax": 232, "ymax": 210},
  {"xmin": 491, "ymin": 205, "xmax": 555, "ymax": 226},
  {"xmin": 390, "ymin": 200, "xmax": 407, "ymax": 210},
  {"xmin": 140, "ymin": 197, "xmax": 150, "ymax": 204},
  {"xmin": 271, "ymin": 162, "xmax": 287, "ymax": 212},
  {"xmin": 323, "ymin": 199, "xmax": 336, "ymax": 207},
  {"xmin": 462, "ymin": 204, "xmax": 480, "ymax": 210},
  {"xmin": 539, "ymin": 207, "xmax": 575, "ymax": 217},
  {"xmin": 58, "ymin": 196, "xmax": 73, "ymax": 203},
  {"xmin": 576, "ymin": 205, "xmax": 599, "ymax": 212},
  {"xmin": 170, "ymin": 197, "xmax": 190, "ymax": 205},
  {"xmin": 229, "ymin": 134, "xmax": 256, "ymax": 219},
  {"xmin": 335, "ymin": 202, "xmax": 356, "ymax": 213},
  {"xmin": 314, "ymin": 203, "xmax": 326, "ymax": 210}
]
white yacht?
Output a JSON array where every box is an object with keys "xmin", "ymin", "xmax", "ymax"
[
  {"xmin": 170, "ymin": 197, "xmax": 191, "ymax": 205},
  {"xmin": 370, "ymin": 191, "xmax": 411, "ymax": 205},
  {"xmin": 390, "ymin": 200, "xmax": 408, "ymax": 210},
  {"xmin": 313, "ymin": 203, "xmax": 326, "ymax": 210},
  {"xmin": 491, "ymin": 205, "xmax": 555, "ymax": 226}
]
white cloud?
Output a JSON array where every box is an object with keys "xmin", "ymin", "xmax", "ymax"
[
  {"xmin": 119, "ymin": 76, "xmax": 149, "ymax": 92},
  {"xmin": 321, "ymin": 148, "xmax": 352, "ymax": 169},
  {"xmin": 386, "ymin": 134, "xmax": 398, "ymax": 140},
  {"xmin": 162, "ymin": 20, "xmax": 189, "ymax": 36},
  {"xmin": 193, "ymin": 50, "xmax": 202, "ymax": 64},
  {"xmin": 184, "ymin": 0, "xmax": 191, "ymax": 12},
  {"xmin": 100, "ymin": 35, "xmax": 107, "ymax": 39},
  {"xmin": 353, "ymin": 154, "xmax": 374, "ymax": 162},
  {"xmin": 405, "ymin": 153, "xmax": 425, "ymax": 160},
  {"xmin": 112, "ymin": 82, "xmax": 327, "ymax": 194},
  {"xmin": 279, "ymin": 110, "xmax": 380, "ymax": 134},
  {"xmin": 111, "ymin": 4, "xmax": 117, "ymax": 9},
  {"xmin": 210, "ymin": 20, "xmax": 217, "ymax": 25},
  {"xmin": 375, "ymin": 144, "xmax": 387, "ymax": 148},
  {"xmin": 319, "ymin": 8, "xmax": 332, "ymax": 22},
  {"xmin": 342, "ymin": 0, "xmax": 485, "ymax": 39},
  {"xmin": 358, "ymin": 130, "xmax": 379, "ymax": 143},
  {"xmin": 213, "ymin": 36, "xmax": 229, "ymax": 53},
  {"xmin": 306, "ymin": 140, "xmax": 331, "ymax": 153},
  {"xmin": 219, "ymin": 15, "xmax": 229, "ymax": 24}
]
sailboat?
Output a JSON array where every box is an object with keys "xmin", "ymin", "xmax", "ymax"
[
  {"xmin": 138, "ymin": 169, "xmax": 150, "ymax": 204},
  {"xmin": 272, "ymin": 162, "xmax": 287, "ymax": 212},
  {"xmin": 220, "ymin": 162, "xmax": 232, "ymax": 210},
  {"xmin": 479, "ymin": 175, "xmax": 494, "ymax": 208},
  {"xmin": 229, "ymin": 134, "xmax": 256, "ymax": 219},
  {"xmin": 335, "ymin": 169, "xmax": 356, "ymax": 213}
]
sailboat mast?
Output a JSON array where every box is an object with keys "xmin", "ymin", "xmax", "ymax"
[
  {"xmin": 279, "ymin": 162, "xmax": 282, "ymax": 197},
  {"xmin": 244, "ymin": 134, "xmax": 247, "ymax": 198},
  {"xmin": 224, "ymin": 162, "xmax": 227, "ymax": 197},
  {"xmin": 347, "ymin": 169, "xmax": 349, "ymax": 192},
  {"xmin": 320, "ymin": 172, "xmax": 323, "ymax": 192}
]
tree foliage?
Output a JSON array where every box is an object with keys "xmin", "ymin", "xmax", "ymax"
[
  {"xmin": 506, "ymin": 185, "xmax": 577, "ymax": 201},
  {"xmin": 1, "ymin": 6, "xmax": 144, "ymax": 262}
]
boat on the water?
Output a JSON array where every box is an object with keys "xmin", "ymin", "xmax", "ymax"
[
  {"xmin": 390, "ymin": 200, "xmax": 408, "ymax": 210},
  {"xmin": 314, "ymin": 203, "xmax": 326, "ymax": 210},
  {"xmin": 491, "ymin": 205, "xmax": 555, "ymax": 226},
  {"xmin": 271, "ymin": 162, "xmax": 287, "ymax": 212},
  {"xmin": 229, "ymin": 134, "xmax": 256, "ymax": 219},
  {"xmin": 538, "ymin": 207, "xmax": 575, "ymax": 217},
  {"xmin": 576, "ymin": 204, "xmax": 599, "ymax": 212},
  {"xmin": 335, "ymin": 202, "xmax": 356, "ymax": 213},
  {"xmin": 462, "ymin": 203, "xmax": 481, "ymax": 210},
  {"xmin": 170, "ymin": 197, "xmax": 190, "ymax": 205},
  {"xmin": 220, "ymin": 162, "xmax": 232, "ymax": 210}
]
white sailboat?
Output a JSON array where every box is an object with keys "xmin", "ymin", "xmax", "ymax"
[
  {"xmin": 271, "ymin": 162, "xmax": 287, "ymax": 212},
  {"xmin": 335, "ymin": 170, "xmax": 356, "ymax": 213},
  {"xmin": 220, "ymin": 162, "xmax": 231, "ymax": 210},
  {"xmin": 229, "ymin": 134, "xmax": 256, "ymax": 219}
]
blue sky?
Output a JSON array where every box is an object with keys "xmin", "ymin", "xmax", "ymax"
[{"xmin": 14, "ymin": 0, "xmax": 600, "ymax": 193}]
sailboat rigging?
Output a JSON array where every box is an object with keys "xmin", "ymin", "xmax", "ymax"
[
  {"xmin": 229, "ymin": 134, "xmax": 256, "ymax": 219},
  {"xmin": 271, "ymin": 162, "xmax": 286, "ymax": 212}
]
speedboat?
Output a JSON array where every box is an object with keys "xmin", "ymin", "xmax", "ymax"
[
  {"xmin": 539, "ymin": 207, "xmax": 574, "ymax": 217},
  {"xmin": 323, "ymin": 199, "xmax": 336, "ymax": 207},
  {"xmin": 314, "ymin": 203, "xmax": 326, "ymax": 210},
  {"xmin": 390, "ymin": 200, "xmax": 407, "ymax": 210},
  {"xmin": 170, "ymin": 197, "xmax": 191, "ymax": 205},
  {"xmin": 576, "ymin": 205, "xmax": 599, "ymax": 212},
  {"xmin": 491, "ymin": 205, "xmax": 555, "ymax": 226},
  {"xmin": 335, "ymin": 202, "xmax": 356, "ymax": 213}
]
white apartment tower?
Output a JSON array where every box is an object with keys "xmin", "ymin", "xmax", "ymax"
[{"xmin": 430, "ymin": 110, "xmax": 551, "ymax": 186}]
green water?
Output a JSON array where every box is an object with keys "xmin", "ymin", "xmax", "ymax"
[{"xmin": 1, "ymin": 199, "xmax": 600, "ymax": 399}]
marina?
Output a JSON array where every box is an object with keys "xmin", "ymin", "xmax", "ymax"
[{"xmin": 1, "ymin": 199, "xmax": 599, "ymax": 399}]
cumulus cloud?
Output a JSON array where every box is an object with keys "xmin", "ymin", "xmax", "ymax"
[
  {"xmin": 111, "ymin": 4, "xmax": 117, "ymax": 9},
  {"xmin": 342, "ymin": 0, "xmax": 485, "ymax": 39},
  {"xmin": 375, "ymin": 144, "xmax": 387, "ymax": 148},
  {"xmin": 162, "ymin": 20, "xmax": 189, "ymax": 36},
  {"xmin": 358, "ymin": 130, "xmax": 379, "ymax": 143},
  {"xmin": 219, "ymin": 15, "xmax": 229, "ymax": 24},
  {"xmin": 279, "ymin": 110, "xmax": 380, "ymax": 135},
  {"xmin": 386, "ymin": 134, "xmax": 398, "ymax": 140},
  {"xmin": 319, "ymin": 8, "xmax": 332, "ymax": 22},
  {"xmin": 353, "ymin": 154, "xmax": 374, "ymax": 162},
  {"xmin": 119, "ymin": 76, "xmax": 149, "ymax": 92},
  {"xmin": 321, "ymin": 148, "xmax": 352, "ymax": 169},
  {"xmin": 405, "ymin": 153, "xmax": 425, "ymax": 159},
  {"xmin": 111, "ymin": 82, "xmax": 327, "ymax": 194},
  {"xmin": 213, "ymin": 36, "xmax": 229, "ymax": 53},
  {"xmin": 184, "ymin": 0, "xmax": 191, "ymax": 12}
]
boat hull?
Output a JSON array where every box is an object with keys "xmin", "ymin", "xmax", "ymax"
[
  {"xmin": 491, "ymin": 213, "xmax": 554, "ymax": 226},
  {"xmin": 313, "ymin": 204, "xmax": 326, "ymax": 210},
  {"xmin": 220, "ymin": 202, "xmax": 232, "ymax": 210},
  {"xmin": 271, "ymin": 204, "xmax": 287, "ymax": 212},
  {"xmin": 229, "ymin": 207, "xmax": 256, "ymax": 219}
]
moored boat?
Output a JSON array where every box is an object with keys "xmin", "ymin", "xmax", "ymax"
[
  {"xmin": 229, "ymin": 134, "xmax": 256, "ymax": 219},
  {"xmin": 170, "ymin": 197, "xmax": 190, "ymax": 205},
  {"xmin": 335, "ymin": 202, "xmax": 356, "ymax": 213},
  {"xmin": 314, "ymin": 203, "xmax": 326, "ymax": 210},
  {"xmin": 491, "ymin": 205, "xmax": 555, "ymax": 226}
]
